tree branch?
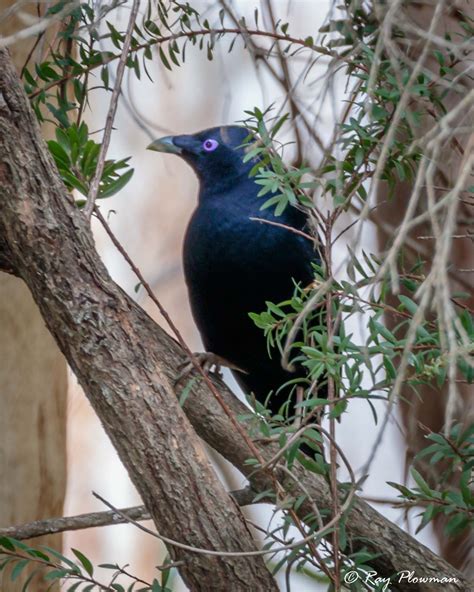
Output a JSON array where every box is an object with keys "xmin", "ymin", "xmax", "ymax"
[
  {"xmin": 0, "ymin": 489, "xmax": 260, "ymax": 541},
  {"xmin": 0, "ymin": 506, "xmax": 150, "ymax": 541},
  {"xmin": 0, "ymin": 48, "xmax": 470, "ymax": 592}
]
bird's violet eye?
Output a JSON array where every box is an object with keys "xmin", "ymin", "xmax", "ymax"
[{"xmin": 202, "ymin": 138, "xmax": 219, "ymax": 152}]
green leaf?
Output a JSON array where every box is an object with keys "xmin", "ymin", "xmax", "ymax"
[
  {"xmin": 398, "ymin": 295, "xmax": 418, "ymax": 315},
  {"xmin": 40, "ymin": 546, "xmax": 78, "ymax": 571},
  {"xmin": 383, "ymin": 357, "xmax": 396, "ymax": 380},
  {"xmin": 61, "ymin": 171, "xmax": 89, "ymax": 196},
  {"xmin": 101, "ymin": 66, "xmax": 110, "ymax": 89},
  {"xmin": 160, "ymin": 555, "xmax": 174, "ymax": 588},
  {"xmin": 35, "ymin": 63, "xmax": 60, "ymax": 81},
  {"xmin": 295, "ymin": 397, "xmax": 329, "ymax": 409},
  {"xmin": 411, "ymin": 468, "xmax": 432, "ymax": 497},
  {"xmin": 81, "ymin": 141, "xmax": 100, "ymax": 176},
  {"xmin": 44, "ymin": 568, "xmax": 71, "ymax": 580},
  {"xmin": 460, "ymin": 471, "xmax": 473, "ymax": 506},
  {"xmin": 0, "ymin": 537, "xmax": 16, "ymax": 551},
  {"xmin": 445, "ymin": 513, "xmax": 469, "ymax": 536},
  {"xmin": 169, "ymin": 45, "xmax": 180, "ymax": 67},
  {"xmin": 298, "ymin": 454, "xmax": 327, "ymax": 475},
  {"xmin": 370, "ymin": 320, "xmax": 396, "ymax": 343},
  {"xmin": 99, "ymin": 168, "xmax": 134, "ymax": 198},
  {"xmin": 48, "ymin": 140, "xmax": 71, "ymax": 169},
  {"xmin": 329, "ymin": 399, "xmax": 347, "ymax": 419},
  {"xmin": 270, "ymin": 114, "xmax": 289, "ymax": 138},
  {"xmin": 387, "ymin": 481, "xmax": 414, "ymax": 498},
  {"xmin": 416, "ymin": 503, "xmax": 436, "ymax": 533},
  {"xmin": 178, "ymin": 376, "xmax": 197, "ymax": 407},
  {"xmin": 71, "ymin": 548, "xmax": 93, "ymax": 576},
  {"xmin": 46, "ymin": 102, "xmax": 70, "ymax": 128},
  {"xmin": 354, "ymin": 147, "xmax": 364, "ymax": 167},
  {"xmin": 73, "ymin": 79, "xmax": 85, "ymax": 104},
  {"xmin": 338, "ymin": 519, "xmax": 347, "ymax": 551},
  {"xmin": 11, "ymin": 559, "xmax": 30, "ymax": 582},
  {"xmin": 159, "ymin": 47, "xmax": 172, "ymax": 70},
  {"xmin": 26, "ymin": 549, "xmax": 50, "ymax": 561}
]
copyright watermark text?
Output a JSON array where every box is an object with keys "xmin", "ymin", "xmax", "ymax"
[{"xmin": 344, "ymin": 569, "xmax": 460, "ymax": 590}]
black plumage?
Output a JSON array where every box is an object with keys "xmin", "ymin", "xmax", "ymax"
[{"xmin": 149, "ymin": 125, "xmax": 320, "ymax": 417}]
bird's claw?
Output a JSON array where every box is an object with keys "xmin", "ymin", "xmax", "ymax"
[{"xmin": 175, "ymin": 352, "xmax": 230, "ymax": 386}]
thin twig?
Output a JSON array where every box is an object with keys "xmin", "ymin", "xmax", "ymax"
[
  {"xmin": 28, "ymin": 26, "xmax": 334, "ymax": 101},
  {"xmin": 324, "ymin": 213, "xmax": 341, "ymax": 589},
  {"xmin": 249, "ymin": 216, "xmax": 314, "ymax": 241},
  {"xmin": 93, "ymin": 490, "xmax": 354, "ymax": 559},
  {"xmin": 83, "ymin": 0, "xmax": 141, "ymax": 220}
]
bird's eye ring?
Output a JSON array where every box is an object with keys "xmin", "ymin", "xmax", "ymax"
[{"xmin": 202, "ymin": 139, "xmax": 219, "ymax": 152}]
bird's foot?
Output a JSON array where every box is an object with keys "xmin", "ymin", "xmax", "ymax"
[{"xmin": 175, "ymin": 352, "xmax": 245, "ymax": 386}]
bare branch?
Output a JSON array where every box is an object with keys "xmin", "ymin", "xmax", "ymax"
[
  {"xmin": 0, "ymin": 488, "xmax": 261, "ymax": 542},
  {"xmin": 0, "ymin": 506, "xmax": 150, "ymax": 540},
  {"xmin": 83, "ymin": 0, "xmax": 141, "ymax": 220}
]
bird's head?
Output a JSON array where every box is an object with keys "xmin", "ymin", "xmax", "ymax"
[{"xmin": 147, "ymin": 125, "xmax": 259, "ymax": 192}]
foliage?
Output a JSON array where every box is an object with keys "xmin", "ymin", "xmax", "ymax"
[
  {"xmin": 0, "ymin": 536, "xmax": 174, "ymax": 590},
  {"xmin": 47, "ymin": 123, "xmax": 134, "ymax": 205},
  {"xmin": 240, "ymin": 8, "xmax": 474, "ymax": 578},
  {"xmin": 389, "ymin": 423, "xmax": 474, "ymax": 537}
]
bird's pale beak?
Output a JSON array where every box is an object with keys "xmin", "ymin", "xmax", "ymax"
[{"xmin": 147, "ymin": 136, "xmax": 182, "ymax": 154}]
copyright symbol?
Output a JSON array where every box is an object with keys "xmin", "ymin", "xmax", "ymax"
[{"xmin": 344, "ymin": 571, "xmax": 360, "ymax": 584}]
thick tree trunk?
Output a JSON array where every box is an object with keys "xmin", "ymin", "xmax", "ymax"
[
  {"xmin": 0, "ymin": 46, "xmax": 471, "ymax": 592},
  {"xmin": 374, "ymin": 1, "xmax": 474, "ymax": 575},
  {"xmin": 0, "ymin": 48, "xmax": 277, "ymax": 592},
  {"xmin": 0, "ymin": 3, "xmax": 67, "ymax": 590}
]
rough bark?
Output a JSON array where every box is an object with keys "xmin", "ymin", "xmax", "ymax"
[
  {"xmin": 0, "ymin": 48, "xmax": 277, "ymax": 592},
  {"xmin": 0, "ymin": 3, "xmax": 67, "ymax": 591},
  {"xmin": 374, "ymin": 1, "xmax": 473, "ymax": 575}
]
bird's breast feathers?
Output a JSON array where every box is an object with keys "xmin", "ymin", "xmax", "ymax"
[{"xmin": 184, "ymin": 203, "xmax": 298, "ymax": 274}]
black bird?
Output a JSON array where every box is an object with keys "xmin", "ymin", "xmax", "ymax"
[{"xmin": 148, "ymin": 125, "xmax": 320, "ymax": 418}]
